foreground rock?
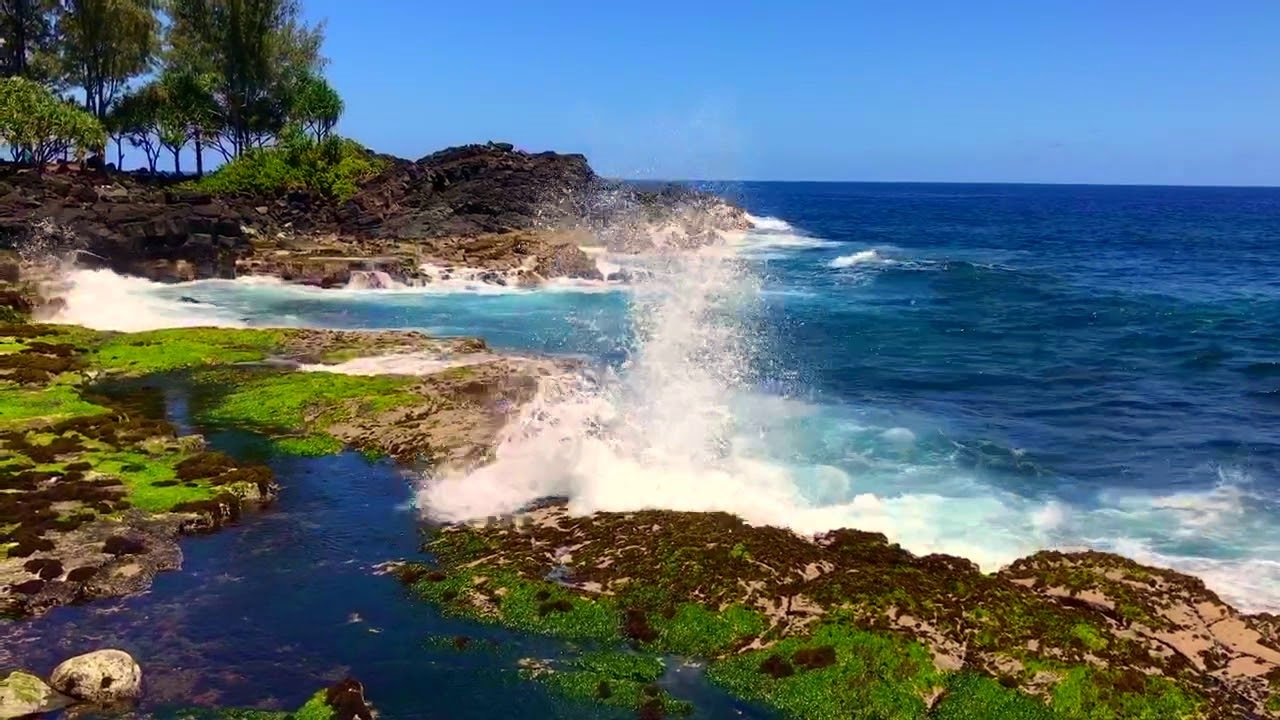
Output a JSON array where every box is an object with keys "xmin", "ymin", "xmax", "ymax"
[
  {"xmin": 49, "ymin": 648, "xmax": 142, "ymax": 704},
  {"xmin": 0, "ymin": 670, "xmax": 73, "ymax": 718},
  {"xmin": 398, "ymin": 503, "xmax": 1280, "ymax": 719}
]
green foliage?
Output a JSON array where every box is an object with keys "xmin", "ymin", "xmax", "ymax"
[
  {"xmin": 90, "ymin": 327, "xmax": 290, "ymax": 374},
  {"xmin": 707, "ymin": 622, "xmax": 945, "ymax": 720},
  {"xmin": 286, "ymin": 71, "xmax": 342, "ymax": 140},
  {"xmin": 0, "ymin": 76, "xmax": 106, "ymax": 165},
  {"xmin": 164, "ymin": 0, "xmax": 327, "ymax": 156},
  {"xmin": 57, "ymin": 0, "xmax": 160, "ymax": 118},
  {"xmin": 194, "ymin": 132, "xmax": 386, "ymax": 200}
]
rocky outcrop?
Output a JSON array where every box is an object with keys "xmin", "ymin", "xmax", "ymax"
[
  {"xmin": 1, "ymin": 142, "xmax": 750, "ymax": 286},
  {"xmin": 402, "ymin": 504, "xmax": 1280, "ymax": 719},
  {"xmin": 49, "ymin": 648, "xmax": 143, "ymax": 704},
  {"xmin": 0, "ymin": 166, "xmax": 255, "ymax": 281},
  {"xmin": 0, "ymin": 670, "xmax": 73, "ymax": 718}
]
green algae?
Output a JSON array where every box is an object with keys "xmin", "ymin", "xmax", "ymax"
[
  {"xmin": 708, "ymin": 622, "xmax": 944, "ymax": 720},
  {"xmin": 90, "ymin": 327, "xmax": 292, "ymax": 375},
  {"xmin": 652, "ymin": 603, "xmax": 767, "ymax": 656},
  {"xmin": 1048, "ymin": 666, "xmax": 1199, "ymax": 720},
  {"xmin": 0, "ymin": 383, "xmax": 109, "ymax": 428},
  {"xmin": 272, "ymin": 434, "xmax": 345, "ymax": 457},
  {"xmin": 529, "ymin": 651, "xmax": 692, "ymax": 716},
  {"xmin": 290, "ymin": 692, "xmax": 334, "ymax": 720},
  {"xmin": 87, "ymin": 450, "xmax": 215, "ymax": 512},
  {"xmin": 930, "ymin": 674, "xmax": 1056, "ymax": 719},
  {"xmin": 192, "ymin": 366, "xmax": 417, "ymax": 436}
]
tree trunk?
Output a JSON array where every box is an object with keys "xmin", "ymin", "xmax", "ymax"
[
  {"xmin": 12, "ymin": 0, "xmax": 29, "ymax": 77},
  {"xmin": 195, "ymin": 135, "xmax": 204, "ymax": 177},
  {"xmin": 115, "ymin": 137, "xmax": 124, "ymax": 170},
  {"xmin": 172, "ymin": 148, "xmax": 181, "ymax": 174}
]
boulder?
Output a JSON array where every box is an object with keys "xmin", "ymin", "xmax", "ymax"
[
  {"xmin": 49, "ymin": 649, "xmax": 142, "ymax": 703},
  {"xmin": 0, "ymin": 671, "xmax": 74, "ymax": 718}
]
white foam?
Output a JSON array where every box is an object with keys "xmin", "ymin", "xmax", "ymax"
[
  {"xmin": 345, "ymin": 270, "xmax": 406, "ymax": 290},
  {"xmin": 745, "ymin": 214, "xmax": 794, "ymax": 232},
  {"xmin": 44, "ymin": 268, "xmax": 247, "ymax": 331},
  {"xmin": 298, "ymin": 351, "xmax": 499, "ymax": 376},
  {"xmin": 830, "ymin": 249, "xmax": 892, "ymax": 269},
  {"xmin": 415, "ymin": 220, "xmax": 1280, "ymax": 614}
]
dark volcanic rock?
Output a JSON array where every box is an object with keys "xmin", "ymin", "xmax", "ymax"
[{"xmin": 0, "ymin": 165, "xmax": 252, "ymax": 281}]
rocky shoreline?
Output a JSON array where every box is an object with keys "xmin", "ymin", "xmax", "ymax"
[{"xmin": 0, "ymin": 142, "xmax": 752, "ymax": 289}]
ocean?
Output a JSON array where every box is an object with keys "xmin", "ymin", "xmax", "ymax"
[{"xmin": 51, "ymin": 180, "xmax": 1280, "ymax": 618}]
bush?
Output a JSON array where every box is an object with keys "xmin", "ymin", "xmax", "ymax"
[
  {"xmin": 0, "ymin": 77, "xmax": 107, "ymax": 168},
  {"xmin": 195, "ymin": 130, "xmax": 388, "ymax": 201}
]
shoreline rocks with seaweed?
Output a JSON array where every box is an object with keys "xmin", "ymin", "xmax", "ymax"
[{"xmin": 394, "ymin": 503, "xmax": 1280, "ymax": 719}]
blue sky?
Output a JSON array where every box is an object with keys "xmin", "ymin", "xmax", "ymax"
[{"xmin": 311, "ymin": 1, "xmax": 1277, "ymax": 184}]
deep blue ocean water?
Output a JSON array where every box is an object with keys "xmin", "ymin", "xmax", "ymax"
[{"xmin": 8, "ymin": 181, "xmax": 1278, "ymax": 716}]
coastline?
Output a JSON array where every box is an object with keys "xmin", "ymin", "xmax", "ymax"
[{"xmin": 1, "ymin": 147, "xmax": 1279, "ymax": 719}]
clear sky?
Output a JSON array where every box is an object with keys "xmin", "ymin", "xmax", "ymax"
[{"xmin": 307, "ymin": 1, "xmax": 1278, "ymax": 185}]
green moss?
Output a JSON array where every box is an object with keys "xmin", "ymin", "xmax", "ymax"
[
  {"xmin": 531, "ymin": 651, "xmax": 690, "ymax": 715},
  {"xmin": 0, "ymin": 340, "xmax": 27, "ymax": 353},
  {"xmin": 0, "ymin": 382, "xmax": 110, "ymax": 428},
  {"xmin": 708, "ymin": 622, "xmax": 944, "ymax": 720},
  {"xmin": 1049, "ymin": 666, "xmax": 1199, "ymax": 719},
  {"xmin": 273, "ymin": 434, "xmax": 344, "ymax": 457},
  {"xmin": 291, "ymin": 692, "xmax": 334, "ymax": 720},
  {"xmin": 193, "ymin": 367, "xmax": 417, "ymax": 436},
  {"xmin": 931, "ymin": 674, "xmax": 1055, "ymax": 719},
  {"xmin": 652, "ymin": 603, "xmax": 767, "ymax": 656},
  {"xmin": 91, "ymin": 328, "xmax": 291, "ymax": 374}
]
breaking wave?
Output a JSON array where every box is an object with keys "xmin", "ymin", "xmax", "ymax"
[{"xmin": 417, "ymin": 225, "xmax": 1280, "ymax": 614}]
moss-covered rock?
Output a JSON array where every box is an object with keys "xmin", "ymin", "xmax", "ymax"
[{"xmin": 400, "ymin": 503, "xmax": 1280, "ymax": 719}]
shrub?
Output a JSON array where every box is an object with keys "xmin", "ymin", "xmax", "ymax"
[
  {"xmin": 195, "ymin": 129, "xmax": 387, "ymax": 201},
  {"xmin": 0, "ymin": 77, "xmax": 107, "ymax": 168}
]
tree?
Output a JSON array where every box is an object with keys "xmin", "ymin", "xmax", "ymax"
[
  {"xmin": 109, "ymin": 83, "xmax": 161, "ymax": 171},
  {"xmin": 285, "ymin": 70, "xmax": 340, "ymax": 141},
  {"xmin": 0, "ymin": 0, "xmax": 61, "ymax": 82},
  {"xmin": 164, "ymin": 0, "xmax": 325, "ymax": 157},
  {"xmin": 157, "ymin": 67, "xmax": 218, "ymax": 174},
  {"xmin": 0, "ymin": 75, "xmax": 105, "ymax": 168},
  {"xmin": 57, "ymin": 0, "xmax": 160, "ymax": 119}
]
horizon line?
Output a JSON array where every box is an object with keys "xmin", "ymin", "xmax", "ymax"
[{"xmin": 613, "ymin": 177, "xmax": 1280, "ymax": 190}]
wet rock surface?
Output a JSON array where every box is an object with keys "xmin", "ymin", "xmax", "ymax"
[{"xmin": 401, "ymin": 503, "xmax": 1280, "ymax": 719}]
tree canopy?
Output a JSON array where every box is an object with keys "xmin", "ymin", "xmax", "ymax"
[{"xmin": 0, "ymin": 0, "xmax": 349, "ymax": 178}]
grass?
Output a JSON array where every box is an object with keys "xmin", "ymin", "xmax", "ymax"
[
  {"xmin": 707, "ymin": 622, "xmax": 945, "ymax": 720},
  {"xmin": 0, "ymin": 382, "xmax": 110, "ymax": 428},
  {"xmin": 90, "ymin": 328, "xmax": 292, "ymax": 375}
]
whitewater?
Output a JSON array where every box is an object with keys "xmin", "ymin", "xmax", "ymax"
[{"xmin": 46, "ymin": 209, "xmax": 1280, "ymax": 614}]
